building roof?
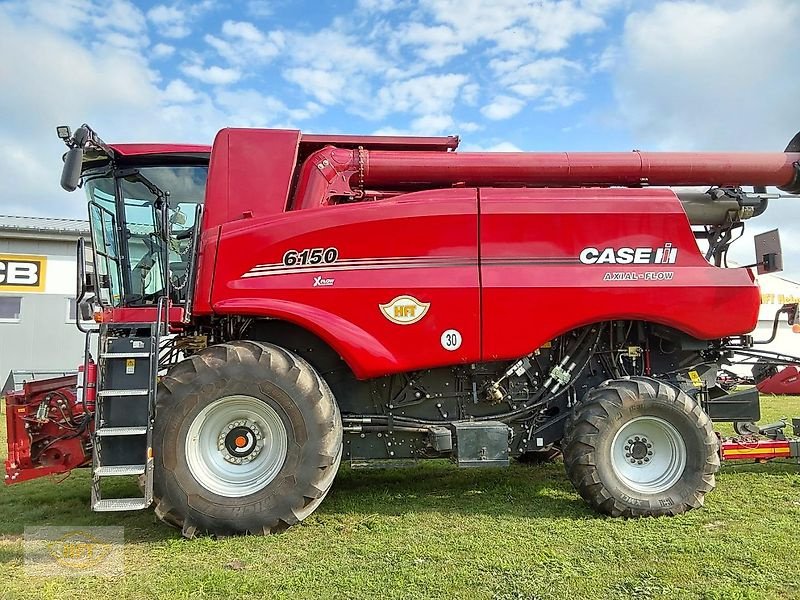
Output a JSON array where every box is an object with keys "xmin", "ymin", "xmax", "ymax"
[{"xmin": 0, "ymin": 214, "xmax": 89, "ymax": 236}]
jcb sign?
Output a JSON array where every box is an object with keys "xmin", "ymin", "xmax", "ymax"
[{"xmin": 0, "ymin": 254, "xmax": 47, "ymax": 292}]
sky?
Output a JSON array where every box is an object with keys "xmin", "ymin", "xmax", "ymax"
[{"xmin": 0, "ymin": 0, "xmax": 798, "ymax": 276}]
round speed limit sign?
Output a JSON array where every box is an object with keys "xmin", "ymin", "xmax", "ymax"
[{"xmin": 440, "ymin": 329, "xmax": 462, "ymax": 351}]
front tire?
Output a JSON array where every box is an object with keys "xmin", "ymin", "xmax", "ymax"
[
  {"xmin": 153, "ymin": 341, "xmax": 342, "ymax": 537},
  {"xmin": 562, "ymin": 377, "xmax": 718, "ymax": 517}
]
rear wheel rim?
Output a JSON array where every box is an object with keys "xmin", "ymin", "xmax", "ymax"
[
  {"xmin": 185, "ymin": 395, "xmax": 288, "ymax": 497},
  {"xmin": 610, "ymin": 416, "xmax": 686, "ymax": 494}
]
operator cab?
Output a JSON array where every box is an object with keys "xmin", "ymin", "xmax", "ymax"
[{"xmin": 58, "ymin": 125, "xmax": 210, "ymax": 310}]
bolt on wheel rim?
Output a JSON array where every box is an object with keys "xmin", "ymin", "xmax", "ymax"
[
  {"xmin": 610, "ymin": 416, "xmax": 686, "ymax": 494},
  {"xmin": 185, "ymin": 395, "xmax": 288, "ymax": 497}
]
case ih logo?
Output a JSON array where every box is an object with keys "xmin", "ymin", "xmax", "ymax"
[
  {"xmin": 379, "ymin": 295, "xmax": 430, "ymax": 325},
  {"xmin": 0, "ymin": 255, "xmax": 46, "ymax": 291},
  {"xmin": 579, "ymin": 243, "xmax": 677, "ymax": 265}
]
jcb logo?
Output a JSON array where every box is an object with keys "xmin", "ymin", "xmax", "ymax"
[{"xmin": 0, "ymin": 255, "xmax": 46, "ymax": 291}]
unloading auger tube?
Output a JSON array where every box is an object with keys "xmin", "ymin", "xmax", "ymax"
[{"xmin": 292, "ymin": 136, "xmax": 800, "ymax": 225}]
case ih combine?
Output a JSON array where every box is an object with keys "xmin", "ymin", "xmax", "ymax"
[{"xmin": 4, "ymin": 124, "xmax": 800, "ymax": 537}]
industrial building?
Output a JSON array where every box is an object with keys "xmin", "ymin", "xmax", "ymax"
[{"xmin": 0, "ymin": 215, "xmax": 89, "ymax": 389}]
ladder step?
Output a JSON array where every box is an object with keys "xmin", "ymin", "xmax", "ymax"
[
  {"xmin": 96, "ymin": 426, "xmax": 148, "ymax": 436},
  {"xmin": 97, "ymin": 389, "xmax": 149, "ymax": 397},
  {"xmin": 95, "ymin": 464, "xmax": 146, "ymax": 476},
  {"xmin": 93, "ymin": 498, "xmax": 149, "ymax": 511},
  {"xmin": 100, "ymin": 352, "xmax": 151, "ymax": 359}
]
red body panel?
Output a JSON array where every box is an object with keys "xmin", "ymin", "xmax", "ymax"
[
  {"xmin": 101, "ymin": 305, "xmax": 184, "ymax": 324},
  {"xmin": 4, "ymin": 375, "xmax": 90, "ymax": 483},
  {"xmin": 203, "ymin": 129, "xmax": 301, "ymax": 230},
  {"xmin": 103, "ymin": 130, "xmax": 790, "ymax": 379},
  {"xmin": 211, "ymin": 189, "xmax": 480, "ymax": 379},
  {"xmin": 109, "ymin": 143, "xmax": 210, "ymax": 156},
  {"xmin": 206, "ymin": 184, "xmax": 759, "ymax": 379},
  {"xmin": 479, "ymin": 188, "xmax": 759, "ymax": 360}
]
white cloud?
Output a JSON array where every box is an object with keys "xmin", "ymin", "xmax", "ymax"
[
  {"xmin": 205, "ymin": 20, "xmax": 284, "ymax": 65},
  {"xmin": 246, "ymin": 1, "xmax": 273, "ymax": 18},
  {"xmin": 490, "ymin": 56, "xmax": 585, "ymax": 109},
  {"xmin": 283, "ymin": 68, "xmax": 347, "ymax": 106},
  {"xmin": 459, "ymin": 141, "xmax": 524, "ymax": 152},
  {"xmin": 0, "ymin": 7, "xmax": 163, "ymax": 217},
  {"xmin": 24, "ymin": 0, "xmax": 92, "ymax": 31},
  {"xmin": 287, "ymin": 29, "xmax": 384, "ymax": 74},
  {"xmin": 91, "ymin": 0, "xmax": 147, "ymax": 35},
  {"xmin": 410, "ymin": 114, "xmax": 456, "ymax": 134},
  {"xmin": 152, "ymin": 42, "xmax": 175, "ymax": 58},
  {"xmin": 147, "ymin": 4, "xmax": 190, "ymax": 38},
  {"xmin": 613, "ymin": 0, "xmax": 800, "ymax": 151},
  {"xmin": 375, "ymin": 74, "xmax": 471, "ymax": 118},
  {"xmin": 181, "ymin": 62, "xmax": 241, "ymax": 85},
  {"xmin": 417, "ymin": 0, "xmax": 617, "ymax": 53},
  {"xmin": 393, "ymin": 23, "xmax": 465, "ymax": 66},
  {"xmin": 164, "ymin": 79, "xmax": 198, "ymax": 103},
  {"xmin": 481, "ymin": 95, "xmax": 525, "ymax": 120},
  {"xmin": 214, "ymin": 89, "xmax": 322, "ymax": 128},
  {"xmin": 356, "ymin": 0, "xmax": 413, "ymax": 12},
  {"xmin": 281, "ymin": 29, "xmax": 385, "ymax": 110},
  {"xmin": 610, "ymin": 0, "xmax": 800, "ymax": 278}
]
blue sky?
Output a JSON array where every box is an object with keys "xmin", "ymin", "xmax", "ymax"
[{"xmin": 0, "ymin": 0, "xmax": 798, "ymax": 273}]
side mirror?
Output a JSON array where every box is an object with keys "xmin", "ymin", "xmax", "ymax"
[
  {"xmin": 60, "ymin": 147, "xmax": 84, "ymax": 192},
  {"xmin": 60, "ymin": 125, "xmax": 89, "ymax": 192},
  {"xmin": 78, "ymin": 294, "xmax": 96, "ymax": 321}
]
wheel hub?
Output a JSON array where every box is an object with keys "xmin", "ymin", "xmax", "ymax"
[
  {"xmin": 611, "ymin": 416, "xmax": 687, "ymax": 494},
  {"xmin": 218, "ymin": 419, "xmax": 264, "ymax": 464},
  {"xmin": 624, "ymin": 436, "xmax": 653, "ymax": 464},
  {"xmin": 185, "ymin": 395, "xmax": 288, "ymax": 497}
]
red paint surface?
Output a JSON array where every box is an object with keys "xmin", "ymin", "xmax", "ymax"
[
  {"xmin": 106, "ymin": 130, "xmax": 793, "ymax": 379},
  {"xmin": 206, "ymin": 185, "xmax": 759, "ymax": 379},
  {"xmin": 4, "ymin": 375, "xmax": 91, "ymax": 484},
  {"xmin": 109, "ymin": 143, "xmax": 210, "ymax": 156},
  {"xmin": 757, "ymin": 366, "xmax": 800, "ymax": 395}
]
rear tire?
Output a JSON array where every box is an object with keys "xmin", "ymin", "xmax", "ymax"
[
  {"xmin": 562, "ymin": 377, "xmax": 718, "ymax": 517},
  {"xmin": 152, "ymin": 341, "xmax": 342, "ymax": 537}
]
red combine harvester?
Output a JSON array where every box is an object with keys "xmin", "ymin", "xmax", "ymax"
[{"xmin": 4, "ymin": 125, "xmax": 800, "ymax": 537}]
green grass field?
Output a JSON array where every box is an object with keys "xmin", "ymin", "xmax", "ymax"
[{"xmin": 1, "ymin": 396, "xmax": 799, "ymax": 600}]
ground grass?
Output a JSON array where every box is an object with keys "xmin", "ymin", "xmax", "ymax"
[{"xmin": 1, "ymin": 396, "xmax": 799, "ymax": 600}]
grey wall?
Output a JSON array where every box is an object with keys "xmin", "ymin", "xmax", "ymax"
[
  {"xmin": 0, "ymin": 294, "xmax": 86, "ymax": 376},
  {"xmin": 0, "ymin": 235, "xmax": 86, "ymax": 379}
]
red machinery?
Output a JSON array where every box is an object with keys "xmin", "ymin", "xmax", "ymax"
[
  {"xmin": 4, "ymin": 371, "xmax": 93, "ymax": 483},
  {"xmin": 757, "ymin": 366, "xmax": 800, "ymax": 395},
  {"xmin": 721, "ymin": 419, "xmax": 800, "ymax": 462},
  {"xmin": 3, "ymin": 124, "xmax": 799, "ymax": 537}
]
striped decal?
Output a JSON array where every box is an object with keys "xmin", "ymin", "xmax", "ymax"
[
  {"xmin": 240, "ymin": 255, "xmax": 580, "ymax": 279},
  {"xmin": 241, "ymin": 256, "xmax": 476, "ymax": 279},
  {"xmin": 723, "ymin": 447, "xmax": 791, "ymax": 457}
]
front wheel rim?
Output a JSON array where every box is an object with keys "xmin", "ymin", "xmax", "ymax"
[
  {"xmin": 185, "ymin": 395, "xmax": 288, "ymax": 497},
  {"xmin": 610, "ymin": 416, "xmax": 687, "ymax": 494}
]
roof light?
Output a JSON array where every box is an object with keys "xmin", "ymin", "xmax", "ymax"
[{"xmin": 56, "ymin": 125, "xmax": 72, "ymax": 140}]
